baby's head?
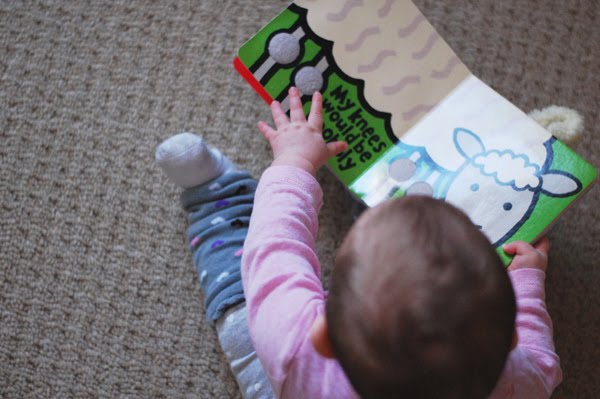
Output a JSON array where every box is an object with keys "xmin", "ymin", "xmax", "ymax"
[{"xmin": 324, "ymin": 196, "xmax": 516, "ymax": 399}]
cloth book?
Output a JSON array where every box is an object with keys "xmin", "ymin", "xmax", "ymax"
[{"xmin": 234, "ymin": 0, "xmax": 597, "ymax": 263}]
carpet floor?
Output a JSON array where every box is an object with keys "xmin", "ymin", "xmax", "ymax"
[{"xmin": 1, "ymin": 1, "xmax": 599, "ymax": 397}]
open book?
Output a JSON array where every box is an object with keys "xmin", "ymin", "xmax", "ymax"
[{"xmin": 234, "ymin": 0, "xmax": 597, "ymax": 264}]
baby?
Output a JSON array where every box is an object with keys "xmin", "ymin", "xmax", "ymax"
[
  {"xmin": 245, "ymin": 87, "xmax": 562, "ymax": 398},
  {"xmin": 157, "ymin": 86, "xmax": 562, "ymax": 399}
]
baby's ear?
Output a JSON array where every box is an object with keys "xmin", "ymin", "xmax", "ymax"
[
  {"xmin": 310, "ymin": 315, "xmax": 336, "ymax": 359},
  {"xmin": 528, "ymin": 105, "xmax": 584, "ymax": 145}
]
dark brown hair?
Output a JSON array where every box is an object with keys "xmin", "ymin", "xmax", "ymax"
[{"xmin": 326, "ymin": 196, "xmax": 516, "ymax": 399}]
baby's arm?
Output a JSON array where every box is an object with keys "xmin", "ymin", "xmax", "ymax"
[
  {"xmin": 242, "ymin": 88, "xmax": 348, "ymax": 396},
  {"xmin": 493, "ymin": 238, "xmax": 562, "ymax": 397}
]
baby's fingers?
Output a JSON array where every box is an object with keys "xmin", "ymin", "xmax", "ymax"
[
  {"xmin": 502, "ymin": 241, "xmax": 531, "ymax": 256},
  {"xmin": 288, "ymin": 87, "xmax": 306, "ymax": 123},
  {"xmin": 327, "ymin": 141, "xmax": 348, "ymax": 157},
  {"xmin": 270, "ymin": 100, "xmax": 289, "ymax": 129},
  {"xmin": 534, "ymin": 236, "xmax": 550, "ymax": 257},
  {"xmin": 504, "ymin": 240, "xmax": 547, "ymax": 272},
  {"xmin": 258, "ymin": 121, "xmax": 276, "ymax": 141},
  {"xmin": 308, "ymin": 91, "xmax": 323, "ymax": 131}
]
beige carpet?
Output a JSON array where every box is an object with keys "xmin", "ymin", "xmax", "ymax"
[{"xmin": 1, "ymin": 1, "xmax": 598, "ymax": 397}]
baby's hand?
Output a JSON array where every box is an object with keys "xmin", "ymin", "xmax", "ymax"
[
  {"xmin": 503, "ymin": 237, "xmax": 550, "ymax": 272},
  {"xmin": 258, "ymin": 87, "xmax": 348, "ymax": 176}
]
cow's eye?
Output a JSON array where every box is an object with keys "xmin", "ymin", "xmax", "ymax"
[
  {"xmin": 503, "ymin": 202, "xmax": 513, "ymax": 211},
  {"xmin": 470, "ymin": 183, "xmax": 479, "ymax": 192}
]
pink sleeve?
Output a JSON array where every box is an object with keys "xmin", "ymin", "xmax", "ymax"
[
  {"xmin": 241, "ymin": 166, "xmax": 328, "ymax": 396},
  {"xmin": 490, "ymin": 268, "xmax": 563, "ymax": 398}
]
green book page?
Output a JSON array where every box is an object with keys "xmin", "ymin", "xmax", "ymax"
[{"xmin": 236, "ymin": 1, "xmax": 597, "ymax": 265}]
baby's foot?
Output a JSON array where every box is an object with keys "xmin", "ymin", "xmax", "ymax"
[{"xmin": 155, "ymin": 132, "xmax": 234, "ymax": 188}]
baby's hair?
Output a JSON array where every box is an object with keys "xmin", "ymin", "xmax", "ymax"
[{"xmin": 327, "ymin": 196, "xmax": 516, "ymax": 399}]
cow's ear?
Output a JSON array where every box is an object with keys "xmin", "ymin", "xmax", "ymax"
[
  {"xmin": 540, "ymin": 171, "xmax": 581, "ymax": 197},
  {"xmin": 453, "ymin": 128, "xmax": 485, "ymax": 160}
]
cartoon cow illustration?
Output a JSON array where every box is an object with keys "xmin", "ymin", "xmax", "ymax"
[
  {"xmin": 361, "ymin": 128, "xmax": 582, "ymax": 246},
  {"xmin": 443, "ymin": 128, "xmax": 581, "ymax": 245}
]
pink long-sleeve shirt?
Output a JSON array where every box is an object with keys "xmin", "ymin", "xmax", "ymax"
[{"xmin": 242, "ymin": 166, "xmax": 562, "ymax": 399}]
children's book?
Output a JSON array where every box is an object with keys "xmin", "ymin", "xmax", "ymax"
[{"xmin": 234, "ymin": 0, "xmax": 597, "ymax": 264}]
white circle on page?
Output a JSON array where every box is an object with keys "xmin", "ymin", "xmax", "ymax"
[
  {"xmin": 268, "ymin": 32, "xmax": 300, "ymax": 64},
  {"xmin": 294, "ymin": 66, "xmax": 324, "ymax": 95},
  {"xmin": 389, "ymin": 158, "xmax": 417, "ymax": 181},
  {"xmin": 407, "ymin": 182, "xmax": 434, "ymax": 197}
]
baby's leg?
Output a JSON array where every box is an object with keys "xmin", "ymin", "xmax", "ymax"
[
  {"xmin": 156, "ymin": 133, "xmax": 274, "ymax": 399},
  {"xmin": 179, "ymin": 169, "xmax": 255, "ymax": 322},
  {"xmin": 217, "ymin": 303, "xmax": 272, "ymax": 399}
]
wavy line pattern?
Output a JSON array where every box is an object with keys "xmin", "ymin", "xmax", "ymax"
[
  {"xmin": 431, "ymin": 56, "xmax": 461, "ymax": 79},
  {"xmin": 412, "ymin": 32, "xmax": 440, "ymax": 60},
  {"xmin": 403, "ymin": 103, "xmax": 436, "ymax": 121},
  {"xmin": 378, "ymin": 0, "xmax": 394, "ymax": 18},
  {"xmin": 398, "ymin": 14, "xmax": 426, "ymax": 37},
  {"xmin": 345, "ymin": 26, "xmax": 380, "ymax": 52},
  {"xmin": 382, "ymin": 75, "xmax": 421, "ymax": 95},
  {"xmin": 357, "ymin": 49, "xmax": 396, "ymax": 73},
  {"xmin": 327, "ymin": 0, "xmax": 363, "ymax": 22}
]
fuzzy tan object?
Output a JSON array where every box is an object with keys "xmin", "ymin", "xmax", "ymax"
[{"xmin": 529, "ymin": 106, "xmax": 584, "ymax": 145}]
